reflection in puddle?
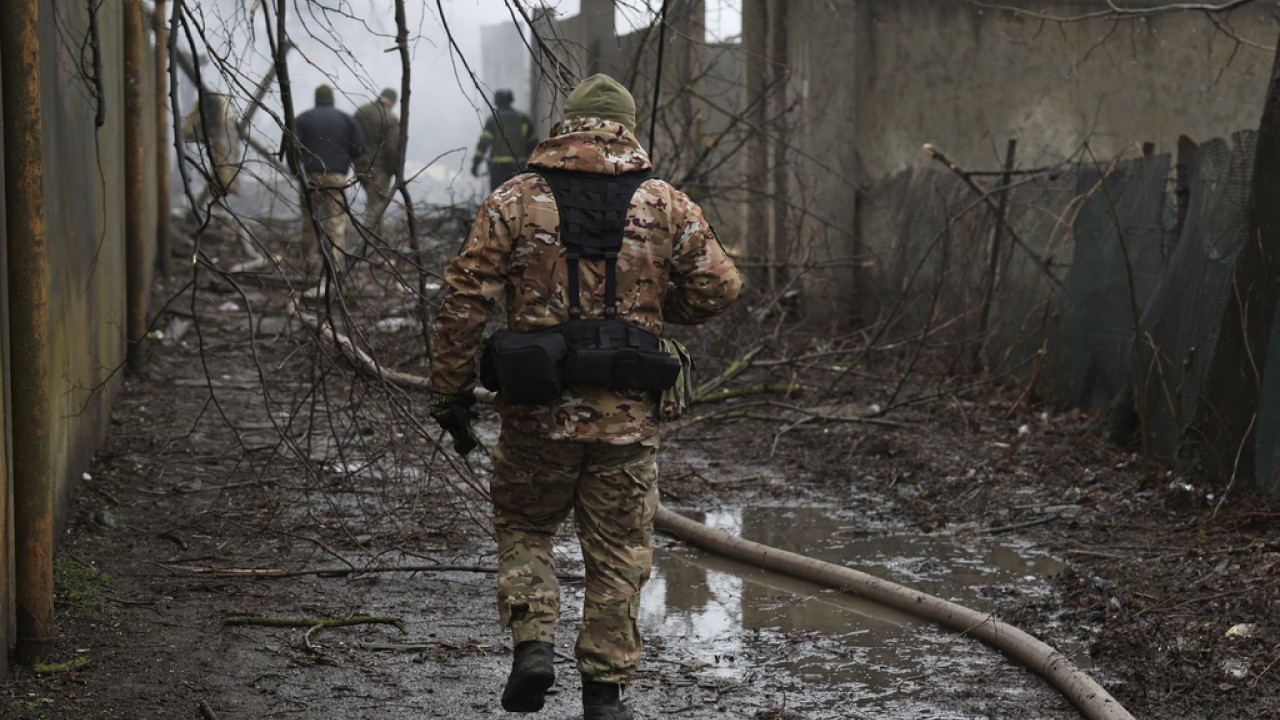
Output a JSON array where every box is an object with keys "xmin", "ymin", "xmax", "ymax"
[{"xmin": 644, "ymin": 506, "xmax": 1073, "ymax": 715}]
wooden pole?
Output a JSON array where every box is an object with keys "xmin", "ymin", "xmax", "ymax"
[
  {"xmin": 125, "ymin": 0, "xmax": 148, "ymax": 369},
  {"xmin": 154, "ymin": 1, "xmax": 172, "ymax": 276},
  {"xmin": 2, "ymin": 0, "xmax": 53, "ymax": 667},
  {"xmin": 972, "ymin": 138, "xmax": 1017, "ymax": 373}
]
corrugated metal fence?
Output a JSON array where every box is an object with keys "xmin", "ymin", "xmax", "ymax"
[{"xmin": 865, "ymin": 129, "xmax": 1280, "ymax": 495}]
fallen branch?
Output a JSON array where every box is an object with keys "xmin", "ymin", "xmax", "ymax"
[
  {"xmin": 175, "ymin": 562, "xmax": 583, "ymax": 581},
  {"xmin": 355, "ymin": 640, "xmax": 438, "ymax": 652},
  {"xmin": 695, "ymin": 343, "xmax": 766, "ymax": 399},
  {"xmin": 291, "ymin": 301, "xmax": 496, "ymax": 402},
  {"xmin": 225, "ymin": 615, "xmax": 408, "ymax": 634},
  {"xmin": 922, "ymin": 142, "xmax": 1061, "ymax": 287},
  {"xmin": 198, "ymin": 700, "xmax": 221, "ymax": 720},
  {"xmin": 980, "ymin": 514, "xmax": 1061, "ymax": 535},
  {"xmin": 680, "ymin": 407, "xmax": 908, "ymax": 429},
  {"xmin": 698, "ymin": 383, "xmax": 806, "ymax": 404}
]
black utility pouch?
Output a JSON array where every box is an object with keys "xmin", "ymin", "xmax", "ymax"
[
  {"xmin": 480, "ymin": 329, "xmax": 567, "ymax": 405},
  {"xmin": 611, "ymin": 348, "xmax": 680, "ymax": 390},
  {"xmin": 565, "ymin": 347, "xmax": 617, "ymax": 388},
  {"xmin": 566, "ymin": 346, "xmax": 680, "ymax": 390}
]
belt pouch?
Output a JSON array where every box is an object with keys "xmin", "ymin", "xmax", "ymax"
[
  {"xmin": 480, "ymin": 329, "xmax": 567, "ymax": 405},
  {"xmin": 565, "ymin": 346, "xmax": 681, "ymax": 390},
  {"xmin": 565, "ymin": 347, "xmax": 616, "ymax": 387},
  {"xmin": 659, "ymin": 339, "xmax": 694, "ymax": 420},
  {"xmin": 623, "ymin": 348, "xmax": 681, "ymax": 390}
]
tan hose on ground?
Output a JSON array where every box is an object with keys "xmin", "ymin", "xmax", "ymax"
[{"xmin": 655, "ymin": 505, "xmax": 1135, "ymax": 720}]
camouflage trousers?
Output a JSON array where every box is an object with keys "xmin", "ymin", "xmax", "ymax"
[
  {"xmin": 358, "ymin": 167, "xmax": 393, "ymax": 238},
  {"xmin": 490, "ymin": 426, "xmax": 659, "ymax": 685},
  {"xmin": 299, "ymin": 171, "xmax": 351, "ymax": 276},
  {"xmin": 194, "ymin": 143, "xmax": 242, "ymax": 207}
]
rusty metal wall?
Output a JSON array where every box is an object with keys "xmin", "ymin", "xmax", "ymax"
[
  {"xmin": 0, "ymin": 26, "xmax": 11, "ymax": 673},
  {"xmin": 0, "ymin": 1, "xmax": 159, "ymax": 672}
]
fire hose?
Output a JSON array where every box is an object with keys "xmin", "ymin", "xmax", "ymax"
[{"xmin": 654, "ymin": 505, "xmax": 1135, "ymax": 720}]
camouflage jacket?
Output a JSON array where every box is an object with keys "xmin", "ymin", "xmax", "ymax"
[
  {"xmin": 431, "ymin": 117, "xmax": 743, "ymax": 443},
  {"xmin": 354, "ymin": 100, "xmax": 400, "ymax": 176}
]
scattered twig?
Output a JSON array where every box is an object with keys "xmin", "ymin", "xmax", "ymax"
[
  {"xmin": 694, "ymin": 344, "xmax": 766, "ymax": 399},
  {"xmin": 697, "ymin": 383, "xmax": 806, "ymax": 404},
  {"xmin": 355, "ymin": 640, "xmax": 438, "ymax": 651},
  {"xmin": 172, "ymin": 563, "xmax": 584, "ymax": 581},
  {"xmin": 922, "ymin": 142, "xmax": 1061, "ymax": 286},
  {"xmin": 1254, "ymin": 652, "xmax": 1280, "ymax": 687},
  {"xmin": 158, "ymin": 529, "xmax": 189, "ymax": 550},
  {"xmin": 981, "ymin": 514, "xmax": 1061, "ymax": 535},
  {"xmin": 225, "ymin": 614, "xmax": 409, "ymax": 634}
]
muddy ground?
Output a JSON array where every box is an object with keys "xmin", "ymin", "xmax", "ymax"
[{"xmin": 3, "ymin": 213, "xmax": 1279, "ymax": 719}]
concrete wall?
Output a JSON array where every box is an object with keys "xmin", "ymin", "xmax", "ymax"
[
  {"xmin": 850, "ymin": 1, "xmax": 1275, "ymax": 180},
  {"xmin": 0, "ymin": 0, "xmax": 159, "ymax": 672},
  {"xmin": 777, "ymin": 0, "xmax": 1277, "ymax": 320},
  {"xmin": 527, "ymin": 1, "xmax": 749, "ymax": 248}
]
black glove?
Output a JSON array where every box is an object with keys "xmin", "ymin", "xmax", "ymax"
[
  {"xmin": 430, "ymin": 391, "xmax": 477, "ymax": 456},
  {"xmin": 471, "ymin": 160, "xmax": 482, "ymax": 177}
]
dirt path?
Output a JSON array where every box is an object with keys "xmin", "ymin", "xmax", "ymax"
[{"xmin": 3, "ymin": 222, "xmax": 1279, "ymax": 719}]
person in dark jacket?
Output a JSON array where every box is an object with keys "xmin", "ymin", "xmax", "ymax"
[
  {"xmin": 471, "ymin": 89, "xmax": 539, "ymax": 191},
  {"xmin": 353, "ymin": 87, "xmax": 400, "ymax": 237},
  {"xmin": 287, "ymin": 84, "xmax": 365, "ymax": 283}
]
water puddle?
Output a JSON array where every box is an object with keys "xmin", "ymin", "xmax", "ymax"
[{"xmin": 644, "ymin": 506, "xmax": 1074, "ymax": 716}]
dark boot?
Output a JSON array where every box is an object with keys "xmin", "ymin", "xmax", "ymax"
[
  {"xmin": 501, "ymin": 640, "xmax": 556, "ymax": 712},
  {"xmin": 582, "ymin": 681, "xmax": 632, "ymax": 720}
]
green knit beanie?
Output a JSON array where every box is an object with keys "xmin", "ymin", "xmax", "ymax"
[
  {"xmin": 315, "ymin": 84, "xmax": 335, "ymax": 105},
  {"xmin": 563, "ymin": 74, "xmax": 636, "ymax": 132}
]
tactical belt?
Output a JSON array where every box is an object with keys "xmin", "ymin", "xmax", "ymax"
[{"xmin": 480, "ymin": 168, "xmax": 681, "ymax": 405}]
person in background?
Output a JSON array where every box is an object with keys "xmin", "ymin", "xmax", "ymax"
[
  {"xmin": 471, "ymin": 88, "xmax": 539, "ymax": 192},
  {"xmin": 431, "ymin": 73, "xmax": 742, "ymax": 719},
  {"xmin": 285, "ymin": 83, "xmax": 366, "ymax": 292},
  {"xmin": 181, "ymin": 90, "xmax": 242, "ymax": 209},
  {"xmin": 353, "ymin": 87, "xmax": 400, "ymax": 239}
]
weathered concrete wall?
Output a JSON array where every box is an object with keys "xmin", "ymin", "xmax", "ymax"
[
  {"xmin": 529, "ymin": 1, "xmax": 747, "ymax": 249},
  {"xmin": 849, "ymin": 1, "xmax": 1276, "ymax": 181},
  {"xmin": 38, "ymin": 0, "xmax": 146, "ymax": 543},
  {"xmin": 0, "ymin": 1, "xmax": 158, "ymax": 671},
  {"xmin": 778, "ymin": 0, "xmax": 1277, "ymax": 321}
]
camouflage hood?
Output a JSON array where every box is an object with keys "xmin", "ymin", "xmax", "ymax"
[{"xmin": 527, "ymin": 118, "xmax": 651, "ymax": 176}]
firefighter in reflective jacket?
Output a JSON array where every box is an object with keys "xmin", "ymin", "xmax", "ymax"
[
  {"xmin": 431, "ymin": 74, "xmax": 742, "ymax": 719},
  {"xmin": 471, "ymin": 89, "xmax": 539, "ymax": 191}
]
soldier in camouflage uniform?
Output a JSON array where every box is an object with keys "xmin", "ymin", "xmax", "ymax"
[
  {"xmin": 180, "ymin": 90, "xmax": 242, "ymax": 208},
  {"xmin": 353, "ymin": 87, "xmax": 400, "ymax": 238},
  {"xmin": 430, "ymin": 74, "xmax": 742, "ymax": 719}
]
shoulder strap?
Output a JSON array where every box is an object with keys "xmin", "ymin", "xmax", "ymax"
[
  {"xmin": 533, "ymin": 168, "xmax": 651, "ymax": 258},
  {"xmin": 532, "ymin": 168, "xmax": 652, "ymax": 319}
]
